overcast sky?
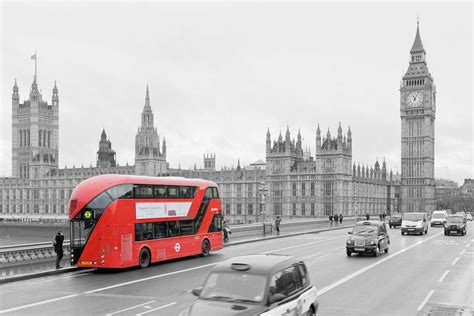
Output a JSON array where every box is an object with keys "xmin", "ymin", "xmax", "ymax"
[{"xmin": 1, "ymin": 2, "xmax": 472, "ymax": 185}]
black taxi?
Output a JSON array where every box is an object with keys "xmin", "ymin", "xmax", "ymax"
[
  {"xmin": 346, "ymin": 221, "xmax": 390, "ymax": 257},
  {"xmin": 179, "ymin": 254, "xmax": 319, "ymax": 316}
]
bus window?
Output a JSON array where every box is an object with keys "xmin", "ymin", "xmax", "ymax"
[
  {"xmin": 168, "ymin": 221, "xmax": 179, "ymax": 237},
  {"xmin": 204, "ymin": 188, "xmax": 213, "ymax": 199},
  {"xmin": 179, "ymin": 186, "xmax": 196, "ymax": 198},
  {"xmin": 212, "ymin": 187, "xmax": 219, "ymax": 198},
  {"xmin": 107, "ymin": 184, "xmax": 133, "ymax": 199},
  {"xmin": 208, "ymin": 214, "xmax": 222, "ymax": 232},
  {"xmin": 135, "ymin": 223, "xmax": 154, "ymax": 241},
  {"xmin": 154, "ymin": 186, "xmax": 167, "ymax": 198},
  {"xmin": 134, "ymin": 185, "xmax": 153, "ymax": 198},
  {"xmin": 168, "ymin": 186, "xmax": 179, "ymax": 198},
  {"xmin": 180, "ymin": 220, "xmax": 194, "ymax": 235},
  {"xmin": 153, "ymin": 222, "xmax": 167, "ymax": 239}
]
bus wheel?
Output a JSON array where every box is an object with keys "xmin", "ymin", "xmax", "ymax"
[
  {"xmin": 201, "ymin": 239, "xmax": 211, "ymax": 257},
  {"xmin": 139, "ymin": 248, "xmax": 151, "ymax": 268}
]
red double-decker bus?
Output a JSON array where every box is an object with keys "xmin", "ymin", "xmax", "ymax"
[{"xmin": 69, "ymin": 175, "xmax": 223, "ymax": 268}]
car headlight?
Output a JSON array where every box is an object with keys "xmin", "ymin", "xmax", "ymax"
[
  {"xmin": 370, "ymin": 240, "xmax": 376, "ymax": 245},
  {"xmin": 346, "ymin": 239, "xmax": 352, "ymax": 244}
]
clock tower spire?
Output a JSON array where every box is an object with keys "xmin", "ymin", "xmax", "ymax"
[{"xmin": 400, "ymin": 20, "xmax": 436, "ymax": 213}]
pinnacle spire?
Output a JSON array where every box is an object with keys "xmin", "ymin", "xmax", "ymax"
[{"xmin": 410, "ymin": 19, "xmax": 425, "ymax": 54}]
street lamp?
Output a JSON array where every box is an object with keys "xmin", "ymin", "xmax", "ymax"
[{"xmin": 258, "ymin": 183, "xmax": 267, "ymax": 223}]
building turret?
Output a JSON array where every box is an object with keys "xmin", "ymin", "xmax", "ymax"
[
  {"xmin": 337, "ymin": 122, "xmax": 342, "ymax": 142},
  {"xmin": 353, "ymin": 163, "xmax": 356, "ymax": 177},
  {"xmin": 162, "ymin": 137, "xmax": 166, "ymax": 155},
  {"xmin": 382, "ymin": 159, "xmax": 387, "ymax": 180},
  {"xmin": 296, "ymin": 129, "xmax": 302, "ymax": 151},
  {"xmin": 97, "ymin": 129, "xmax": 116, "ymax": 168},
  {"xmin": 278, "ymin": 131, "xmax": 283, "ymax": 143},
  {"xmin": 347, "ymin": 126, "xmax": 352, "ymax": 148},
  {"xmin": 52, "ymin": 81, "xmax": 58, "ymax": 106},
  {"xmin": 12, "ymin": 79, "xmax": 19, "ymax": 104},
  {"xmin": 316, "ymin": 124, "xmax": 321, "ymax": 151},
  {"xmin": 266, "ymin": 128, "xmax": 271, "ymax": 153},
  {"xmin": 203, "ymin": 153, "xmax": 216, "ymax": 171}
]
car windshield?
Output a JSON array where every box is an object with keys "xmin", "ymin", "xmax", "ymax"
[
  {"xmin": 432, "ymin": 214, "xmax": 445, "ymax": 219},
  {"xmin": 446, "ymin": 217, "xmax": 463, "ymax": 224},
  {"xmin": 390, "ymin": 215, "xmax": 401, "ymax": 219},
  {"xmin": 403, "ymin": 214, "xmax": 423, "ymax": 221},
  {"xmin": 352, "ymin": 224, "xmax": 378, "ymax": 236},
  {"xmin": 200, "ymin": 272, "xmax": 267, "ymax": 303}
]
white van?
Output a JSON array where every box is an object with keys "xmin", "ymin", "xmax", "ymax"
[
  {"xmin": 431, "ymin": 210, "xmax": 448, "ymax": 227},
  {"xmin": 401, "ymin": 212, "xmax": 429, "ymax": 235}
]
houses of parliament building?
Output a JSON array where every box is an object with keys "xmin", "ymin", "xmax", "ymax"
[{"xmin": 1, "ymin": 23, "xmax": 437, "ymax": 224}]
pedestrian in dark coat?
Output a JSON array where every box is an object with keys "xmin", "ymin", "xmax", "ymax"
[
  {"xmin": 339, "ymin": 213, "xmax": 343, "ymax": 224},
  {"xmin": 53, "ymin": 231, "xmax": 64, "ymax": 269},
  {"xmin": 329, "ymin": 215, "xmax": 333, "ymax": 225},
  {"xmin": 366, "ymin": 213, "xmax": 370, "ymax": 220},
  {"xmin": 275, "ymin": 216, "xmax": 281, "ymax": 234},
  {"xmin": 334, "ymin": 214, "xmax": 339, "ymax": 225}
]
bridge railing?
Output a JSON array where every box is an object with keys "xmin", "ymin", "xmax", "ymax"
[{"xmin": 0, "ymin": 217, "xmax": 356, "ymax": 265}]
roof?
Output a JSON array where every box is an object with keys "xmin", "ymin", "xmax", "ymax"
[
  {"xmin": 410, "ymin": 24, "xmax": 425, "ymax": 53},
  {"xmin": 69, "ymin": 174, "xmax": 217, "ymax": 217},
  {"xmin": 212, "ymin": 254, "xmax": 298, "ymax": 275}
]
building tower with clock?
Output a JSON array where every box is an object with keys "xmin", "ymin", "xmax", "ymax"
[{"xmin": 400, "ymin": 21, "xmax": 436, "ymax": 213}]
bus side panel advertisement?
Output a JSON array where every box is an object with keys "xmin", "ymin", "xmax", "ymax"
[{"xmin": 135, "ymin": 202, "xmax": 192, "ymax": 219}]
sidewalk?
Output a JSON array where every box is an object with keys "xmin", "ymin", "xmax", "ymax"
[{"xmin": 0, "ymin": 220, "xmax": 355, "ymax": 283}]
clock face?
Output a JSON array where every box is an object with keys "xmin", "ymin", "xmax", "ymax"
[{"xmin": 406, "ymin": 90, "xmax": 424, "ymax": 107}]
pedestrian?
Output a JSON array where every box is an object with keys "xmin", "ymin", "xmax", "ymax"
[
  {"xmin": 275, "ymin": 216, "xmax": 281, "ymax": 234},
  {"xmin": 382, "ymin": 213, "xmax": 386, "ymax": 222},
  {"xmin": 329, "ymin": 214, "xmax": 333, "ymax": 225},
  {"xmin": 223, "ymin": 220, "xmax": 231, "ymax": 242},
  {"xmin": 339, "ymin": 213, "xmax": 343, "ymax": 224},
  {"xmin": 366, "ymin": 213, "xmax": 370, "ymax": 220},
  {"xmin": 53, "ymin": 230, "xmax": 64, "ymax": 269},
  {"xmin": 334, "ymin": 214, "xmax": 339, "ymax": 225}
]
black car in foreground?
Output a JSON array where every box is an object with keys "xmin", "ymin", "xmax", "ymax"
[
  {"xmin": 444, "ymin": 216, "xmax": 467, "ymax": 236},
  {"xmin": 346, "ymin": 221, "xmax": 390, "ymax": 257},
  {"xmin": 388, "ymin": 214, "xmax": 402, "ymax": 228}
]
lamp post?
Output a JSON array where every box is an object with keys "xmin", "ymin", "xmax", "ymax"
[{"xmin": 258, "ymin": 183, "xmax": 267, "ymax": 223}]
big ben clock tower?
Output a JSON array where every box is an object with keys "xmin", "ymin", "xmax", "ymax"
[{"xmin": 400, "ymin": 21, "xmax": 436, "ymax": 213}]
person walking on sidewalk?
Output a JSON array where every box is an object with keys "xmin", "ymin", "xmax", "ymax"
[
  {"xmin": 334, "ymin": 214, "xmax": 339, "ymax": 226},
  {"xmin": 339, "ymin": 213, "xmax": 343, "ymax": 224},
  {"xmin": 275, "ymin": 216, "xmax": 281, "ymax": 234},
  {"xmin": 329, "ymin": 214, "xmax": 333, "ymax": 225},
  {"xmin": 53, "ymin": 230, "xmax": 64, "ymax": 269}
]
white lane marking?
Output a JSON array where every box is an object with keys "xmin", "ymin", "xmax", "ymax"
[
  {"xmin": 460, "ymin": 249, "xmax": 466, "ymax": 255},
  {"xmin": 305, "ymin": 253, "xmax": 332, "ymax": 261},
  {"xmin": 27, "ymin": 271, "xmax": 94, "ymax": 285},
  {"xmin": 417, "ymin": 290, "xmax": 434, "ymax": 311},
  {"xmin": 135, "ymin": 302, "xmax": 177, "ymax": 316},
  {"xmin": 467, "ymin": 243, "xmax": 472, "ymax": 248},
  {"xmin": 439, "ymin": 270, "xmax": 449, "ymax": 282},
  {"xmin": 302, "ymin": 253, "xmax": 321, "ymax": 260},
  {"xmin": 452, "ymin": 257, "xmax": 460, "ymax": 265},
  {"xmin": 105, "ymin": 300, "xmax": 155, "ymax": 316},
  {"xmin": 84, "ymin": 262, "xmax": 218, "ymax": 294},
  {"xmin": 262, "ymin": 235, "xmax": 348, "ymax": 254},
  {"xmin": 318, "ymin": 231, "xmax": 443, "ymax": 296},
  {"xmin": 0, "ymin": 294, "xmax": 79, "ymax": 314}
]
